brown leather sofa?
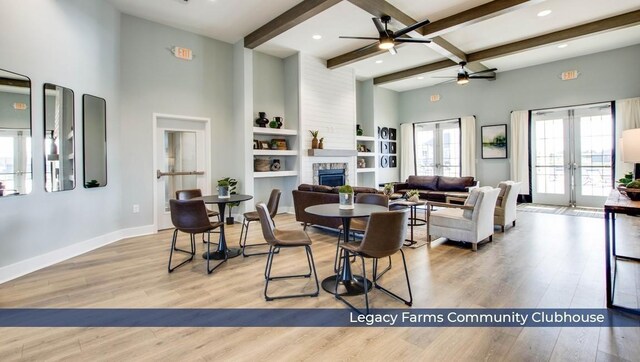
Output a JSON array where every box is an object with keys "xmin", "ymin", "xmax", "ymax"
[
  {"xmin": 393, "ymin": 175, "xmax": 477, "ymax": 202},
  {"xmin": 292, "ymin": 184, "xmax": 380, "ymax": 229}
]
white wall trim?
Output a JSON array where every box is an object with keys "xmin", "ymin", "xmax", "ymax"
[{"xmin": 0, "ymin": 225, "xmax": 155, "ymax": 285}]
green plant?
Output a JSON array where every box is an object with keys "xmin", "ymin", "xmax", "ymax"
[
  {"xmin": 85, "ymin": 180, "xmax": 100, "ymax": 188},
  {"xmin": 217, "ymin": 179, "xmax": 230, "ymax": 187},
  {"xmin": 405, "ymin": 189, "xmax": 420, "ymax": 199},
  {"xmin": 626, "ymin": 180, "xmax": 640, "ymax": 189},
  {"xmin": 218, "ymin": 177, "xmax": 239, "ymax": 221},
  {"xmin": 619, "ymin": 172, "xmax": 634, "ymax": 185},
  {"xmin": 338, "ymin": 184, "xmax": 353, "ymax": 194},
  {"xmin": 383, "ymin": 183, "xmax": 394, "ymax": 195},
  {"xmin": 309, "ymin": 130, "xmax": 319, "ymax": 138}
]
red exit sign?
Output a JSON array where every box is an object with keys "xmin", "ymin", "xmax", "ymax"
[{"xmin": 172, "ymin": 46, "xmax": 193, "ymax": 61}]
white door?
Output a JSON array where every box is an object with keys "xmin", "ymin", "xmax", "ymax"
[
  {"xmin": 532, "ymin": 103, "xmax": 613, "ymax": 207},
  {"xmin": 414, "ymin": 120, "xmax": 461, "ymax": 176},
  {"xmin": 154, "ymin": 115, "xmax": 210, "ymax": 230}
]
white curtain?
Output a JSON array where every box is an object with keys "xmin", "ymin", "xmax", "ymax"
[
  {"xmin": 509, "ymin": 110, "xmax": 530, "ymax": 194},
  {"xmin": 400, "ymin": 123, "xmax": 414, "ymax": 181},
  {"xmin": 460, "ymin": 116, "xmax": 476, "ymax": 177},
  {"xmin": 615, "ymin": 98, "xmax": 640, "ymax": 178}
]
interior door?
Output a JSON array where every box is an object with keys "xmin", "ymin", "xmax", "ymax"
[
  {"xmin": 155, "ymin": 119, "xmax": 208, "ymax": 230},
  {"xmin": 532, "ymin": 111, "xmax": 571, "ymax": 205}
]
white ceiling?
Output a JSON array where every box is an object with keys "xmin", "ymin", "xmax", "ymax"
[{"xmin": 107, "ymin": 0, "xmax": 640, "ymax": 92}]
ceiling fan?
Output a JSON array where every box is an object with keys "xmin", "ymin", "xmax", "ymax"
[
  {"xmin": 433, "ymin": 62, "xmax": 497, "ymax": 84},
  {"xmin": 339, "ymin": 15, "xmax": 431, "ymax": 55}
]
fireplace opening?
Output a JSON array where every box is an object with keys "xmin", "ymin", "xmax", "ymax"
[{"xmin": 318, "ymin": 169, "xmax": 345, "ymax": 187}]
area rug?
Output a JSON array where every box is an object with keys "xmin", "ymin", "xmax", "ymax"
[{"xmin": 517, "ymin": 203, "xmax": 603, "ymax": 218}]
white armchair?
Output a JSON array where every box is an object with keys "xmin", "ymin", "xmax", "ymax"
[
  {"xmin": 494, "ymin": 181, "xmax": 521, "ymax": 232},
  {"xmin": 427, "ymin": 186, "xmax": 500, "ymax": 252}
]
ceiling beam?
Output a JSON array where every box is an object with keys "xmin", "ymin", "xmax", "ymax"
[
  {"xmin": 373, "ymin": 9, "xmax": 640, "ymax": 85},
  {"xmin": 244, "ymin": 0, "xmax": 341, "ymax": 49},
  {"xmin": 328, "ymin": 0, "xmax": 539, "ymax": 69},
  {"xmin": 347, "ymin": 0, "xmax": 423, "ymax": 35}
]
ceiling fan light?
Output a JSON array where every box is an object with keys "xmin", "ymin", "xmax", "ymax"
[
  {"xmin": 457, "ymin": 75, "xmax": 469, "ymax": 85},
  {"xmin": 379, "ymin": 38, "xmax": 394, "ymax": 50}
]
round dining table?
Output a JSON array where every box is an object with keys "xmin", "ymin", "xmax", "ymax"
[
  {"xmin": 195, "ymin": 194, "xmax": 253, "ymax": 260},
  {"xmin": 305, "ymin": 203, "xmax": 388, "ymax": 296}
]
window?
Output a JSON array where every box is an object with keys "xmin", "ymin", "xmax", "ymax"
[{"xmin": 414, "ymin": 120, "xmax": 460, "ymax": 176}]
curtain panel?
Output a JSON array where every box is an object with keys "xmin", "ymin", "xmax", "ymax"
[
  {"xmin": 509, "ymin": 110, "xmax": 530, "ymax": 194},
  {"xmin": 615, "ymin": 97, "xmax": 640, "ymax": 178},
  {"xmin": 460, "ymin": 116, "xmax": 476, "ymax": 177},
  {"xmin": 400, "ymin": 123, "xmax": 414, "ymax": 182}
]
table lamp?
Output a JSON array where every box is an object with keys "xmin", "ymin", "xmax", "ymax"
[{"xmin": 622, "ymin": 128, "xmax": 640, "ymax": 179}]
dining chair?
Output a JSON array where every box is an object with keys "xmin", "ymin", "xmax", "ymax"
[
  {"xmin": 176, "ymin": 189, "xmax": 221, "ymax": 242},
  {"xmin": 335, "ymin": 209, "xmax": 412, "ymax": 314},
  {"xmin": 239, "ymin": 189, "xmax": 281, "ymax": 257},
  {"xmin": 334, "ymin": 193, "xmax": 389, "ymax": 272},
  {"xmin": 256, "ymin": 202, "xmax": 319, "ymax": 301},
  {"xmin": 168, "ymin": 199, "xmax": 225, "ymax": 274}
]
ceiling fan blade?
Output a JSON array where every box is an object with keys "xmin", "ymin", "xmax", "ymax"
[
  {"xmin": 431, "ymin": 76, "xmax": 457, "ymax": 78},
  {"xmin": 394, "ymin": 38, "xmax": 431, "ymax": 44},
  {"xmin": 388, "ymin": 46, "xmax": 398, "ymax": 55},
  {"xmin": 469, "ymin": 68, "xmax": 498, "ymax": 75},
  {"xmin": 372, "ymin": 17, "xmax": 385, "ymax": 35},
  {"xmin": 468, "ymin": 75, "xmax": 496, "ymax": 79},
  {"xmin": 393, "ymin": 18, "xmax": 430, "ymax": 37},
  {"xmin": 339, "ymin": 36, "xmax": 380, "ymax": 40}
]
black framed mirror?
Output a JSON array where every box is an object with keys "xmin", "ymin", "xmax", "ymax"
[
  {"xmin": 44, "ymin": 84, "xmax": 75, "ymax": 192},
  {"xmin": 0, "ymin": 69, "xmax": 32, "ymax": 197},
  {"xmin": 82, "ymin": 94, "xmax": 107, "ymax": 188}
]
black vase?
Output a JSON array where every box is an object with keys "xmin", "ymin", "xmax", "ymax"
[{"xmin": 256, "ymin": 112, "xmax": 269, "ymax": 127}]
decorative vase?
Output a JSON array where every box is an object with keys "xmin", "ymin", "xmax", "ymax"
[
  {"xmin": 356, "ymin": 124, "xmax": 363, "ymax": 136},
  {"xmin": 272, "ymin": 117, "xmax": 283, "ymax": 129},
  {"xmin": 270, "ymin": 159, "xmax": 281, "ymax": 171},
  {"xmin": 408, "ymin": 195, "xmax": 420, "ymax": 202},
  {"xmin": 319, "ymin": 139, "xmax": 324, "ymax": 149},
  {"xmin": 339, "ymin": 192, "xmax": 354, "ymax": 210},
  {"xmin": 311, "ymin": 137, "xmax": 319, "ymax": 149},
  {"xmin": 218, "ymin": 186, "xmax": 230, "ymax": 198},
  {"xmin": 256, "ymin": 112, "xmax": 269, "ymax": 128}
]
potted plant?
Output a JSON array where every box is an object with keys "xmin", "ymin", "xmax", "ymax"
[
  {"xmin": 623, "ymin": 179, "xmax": 640, "ymax": 201},
  {"xmin": 618, "ymin": 172, "xmax": 634, "ymax": 191},
  {"xmin": 383, "ymin": 183, "xmax": 394, "ymax": 196},
  {"xmin": 405, "ymin": 189, "xmax": 420, "ymax": 202},
  {"xmin": 310, "ymin": 130, "xmax": 319, "ymax": 149},
  {"xmin": 217, "ymin": 179, "xmax": 230, "ymax": 198},
  {"xmin": 218, "ymin": 177, "xmax": 239, "ymax": 223},
  {"xmin": 338, "ymin": 184, "xmax": 354, "ymax": 210}
]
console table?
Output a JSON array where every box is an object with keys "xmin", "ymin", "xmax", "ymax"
[{"xmin": 604, "ymin": 189, "xmax": 640, "ymax": 314}]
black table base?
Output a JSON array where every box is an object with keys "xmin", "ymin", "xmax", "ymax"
[
  {"xmin": 321, "ymin": 275, "xmax": 372, "ymax": 296},
  {"xmin": 202, "ymin": 248, "xmax": 242, "ymax": 260}
]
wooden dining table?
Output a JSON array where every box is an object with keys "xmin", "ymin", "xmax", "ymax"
[{"xmin": 305, "ymin": 203, "xmax": 388, "ymax": 296}]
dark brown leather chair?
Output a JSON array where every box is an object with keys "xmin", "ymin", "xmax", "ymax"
[
  {"xmin": 256, "ymin": 202, "xmax": 319, "ymax": 301},
  {"xmin": 335, "ymin": 209, "xmax": 412, "ymax": 314},
  {"xmin": 168, "ymin": 199, "xmax": 224, "ymax": 274},
  {"xmin": 176, "ymin": 189, "xmax": 221, "ymax": 242},
  {"xmin": 239, "ymin": 189, "xmax": 281, "ymax": 257}
]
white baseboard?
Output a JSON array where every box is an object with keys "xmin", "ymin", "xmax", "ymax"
[{"xmin": 0, "ymin": 224, "xmax": 155, "ymax": 285}]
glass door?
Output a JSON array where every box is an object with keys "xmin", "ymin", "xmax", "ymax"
[
  {"xmin": 532, "ymin": 103, "xmax": 613, "ymax": 207},
  {"xmin": 414, "ymin": 120, "xmax": 460, "ymax": 176}
]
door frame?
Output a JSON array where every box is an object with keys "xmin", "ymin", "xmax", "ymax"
[{"xmin": 152, "ymin": 113, "xmax": 211, "ymax": 233}]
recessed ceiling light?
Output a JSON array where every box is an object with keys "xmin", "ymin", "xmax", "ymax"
[
  {"xmin": 417, "ymin": 76, "xmax": 424, "ymax": 80},
  {"xmin": 537, "ymin": 10, "xmax": 552, "ymax": 17},
  {"xmin": 375, "ymin": 60, "xmax": 383, "ymax": 64},
  {"xmin": 557, "ymin": 43, "xmax": 568, "ymax": 49},
  {"xmin": 312, "ymin": 34, "xmax": 322, "ymax": 40}
]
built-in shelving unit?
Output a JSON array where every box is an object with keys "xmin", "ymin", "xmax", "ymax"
[
  {"xmin": 252, "ymin": 127, "xmax": 299, "ymax": 176},
  {"xmin": 355, "ymin": 135, "xmax": 377, "ymax": 187}
]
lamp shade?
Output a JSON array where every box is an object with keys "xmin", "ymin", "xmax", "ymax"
[{"xmin": 622, "ymin": 128, "xmax": 640, "ymax": 163}]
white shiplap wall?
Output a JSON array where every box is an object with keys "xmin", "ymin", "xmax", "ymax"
[{"xmin": 299, "ymin": 54, "xmax": 356, "ymax": 184}]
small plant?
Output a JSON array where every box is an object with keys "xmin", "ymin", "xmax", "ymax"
[
  {"xmin": 309, "ymin": 130, "xmax": 319, "ymax": 138},
  {"xmin": 85, "ymin": 180, "xmax": 100, "ymax": 188},
  {"xmin": 626, "ymin": 180, "xmax": 640, "ymax": 189},
  {"xmin": 338, "ymin": 184, "xmax": 353, "ymax": 194},
  {"xmin": 619, "ymin": 172, "xmax": 634, "ymax": 185},
  {"xmin": 217, "ymin": 179, "xmax": 230, "ymax": 187},
  {"xmin": 218, "ymin": 177, "xmax": 239, "ymax": 223},
  {"xmin": 405, "ymin": 189, "xmax": 420, "ymax": 199},
  {"xmin": 383, "ymin": 183, "xmax": 394, "ymax": 195}
]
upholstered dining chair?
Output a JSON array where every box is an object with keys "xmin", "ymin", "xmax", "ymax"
[
  {"xmin": 256, "ymin": 202, "xmax": 319, "ymax": 301},
  {"xmin": 168, "ymin": 199, "xmax": 225, "ymax": 274},
  {"xmin": 334, "ymin": 193, "xmax": 389, "ymax": 272},
  {"xmin": 335, "ymin": 209, "xmax": 411, "ymax": 315},
  {"xmin": 427, "ymin": 186, "xmax": 500, "ymax": 252},
  {"xmin": 239, "ymin": 189, "xmax": 281, "ymax": 257},
  {"xmin": 494, "ymin": 181, "xmax": 521, "ymax": 232},
  {"xmin": 176, "ymin": 189, "xmax": 221, "ymax": 242}
]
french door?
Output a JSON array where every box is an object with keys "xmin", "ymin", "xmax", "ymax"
[
  {"xmin": 532, "ymin": 103, "xmax": 613, "ymax": 207},
  {"xmin": 414, "ymin": 120, "xmax": 460, "ymax": 176}
]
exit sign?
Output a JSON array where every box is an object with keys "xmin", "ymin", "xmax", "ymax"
[
  {"xmin": 561, "ymin": 70, "xmax": 579, "ymax": 81},
  {"xmin": 171, "ymin": 46, "xmax": 193, "ymax": 61},
  {"xmin": 13, "ymin": 102, "xmax": 27, "ymax": 110}
]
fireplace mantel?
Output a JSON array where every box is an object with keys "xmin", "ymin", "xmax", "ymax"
[{"xmin": 307, "ymin": 149, "xmax": 357, "ymax": 157}]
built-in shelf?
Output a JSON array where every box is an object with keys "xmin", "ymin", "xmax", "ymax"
[
  {"xmin": 356, "ymin": 168, "xmax": 376, "ymax": 173},
  {"xmin": 253, "ymin": 150, "xmax": 298, "ymax": 156},
  {"xmin": 254, "ymin": 170, "xmax": 298, "ymax": 178},
  {"xmin": 357, "ymin": 152, "xmax": 375, "ymax": 157},
  {"xmin": 356, "ymin": 135, "xmax": 375, "ymax": 141},
  {"xmin": 253, "ymin": 127, "xmax": 298, "ymax": 136},
  {"xmin": 307, "ymin": 149, "xmax": 358, "ymax": 157}
]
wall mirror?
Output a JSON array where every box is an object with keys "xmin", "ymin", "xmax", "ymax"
[
  {"xmin": 82, "ymin": 94, "xmax": 107, "ymax": 188},
  {"xmin": 0, "ymin": 69, "xmax": 32, "ymax": 197},
  {"xmin": 44, "ymin": 84, "xmax": 75, "ymax": 192}
]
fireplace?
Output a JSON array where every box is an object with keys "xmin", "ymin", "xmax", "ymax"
[{"xmin": 318, "ymin": 169, "xmax": 345, "ymax": 187}]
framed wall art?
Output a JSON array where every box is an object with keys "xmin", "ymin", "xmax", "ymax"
[{"xmin": 481, "ymin": 124, "xmax": 507, "ymax": 159}]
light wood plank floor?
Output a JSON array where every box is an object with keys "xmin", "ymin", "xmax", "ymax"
[{"xmin": 0, "ymin": 211, "xmax": 639, "ymax": 361}]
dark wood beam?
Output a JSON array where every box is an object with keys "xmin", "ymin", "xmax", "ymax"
[
  {"xmin": 328, "ymin": 0, "xmax": 539, "ymax": 69},
  {"xmin": 373, "ymin": 59, "xmax": 457, "ymax": 85},
  {"xmin": 347, "ymin": 0, "xmax": 423, "ymax": 35},
  {"xmin": 467, "ymin": 9, "xmax": 640, "ymax": 62},
  {"xmin": 244, "ymin": 0, "xmax": 341, "ymax": 49},
  {"xmin": 373, "ymin": 10, "xmax": 640, "ymax": 85}
]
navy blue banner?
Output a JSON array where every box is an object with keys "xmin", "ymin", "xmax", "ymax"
[{"xmin": 0, "ymin": 308, "xmax": 637, "ymax": 327}]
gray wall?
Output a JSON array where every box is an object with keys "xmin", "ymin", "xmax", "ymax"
[
  {"xmin": 0, "ymin": 0, "xmax": 121, "ymax": 267},
  {"xmin": 253, "ymin": 51, "xmax": 285, "ymax": 121},
  {"xmin": 399, "ymin": 44, "xmax": 640, "ymax": 187},
  {"xmin": 119, "ymin": 14, "xmax": 236, "ymax": 228},
  {"xmin": 374, "ymin": 86, "xmax": 401, "ymax": 184}
]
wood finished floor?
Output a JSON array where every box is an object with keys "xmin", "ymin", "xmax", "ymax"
[{"xmin": 0, "ymin": 211, "xmax": 639, "ymax": 361}]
